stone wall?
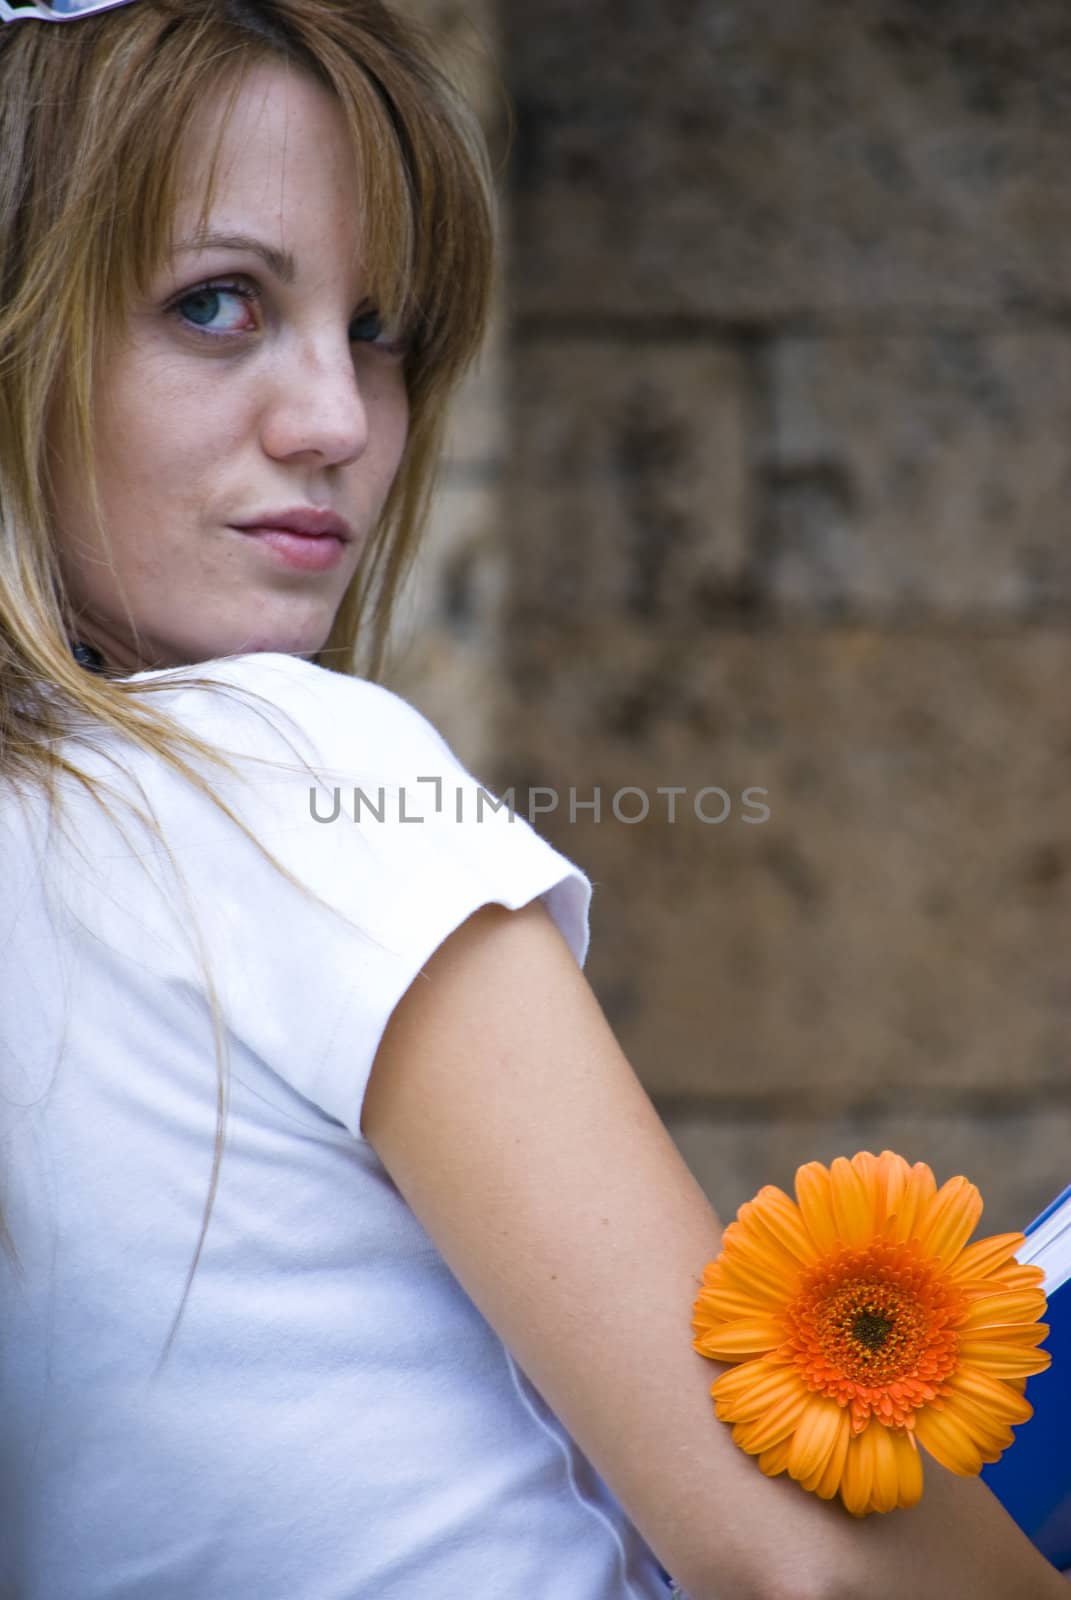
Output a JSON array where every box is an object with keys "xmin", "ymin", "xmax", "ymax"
[
  {"xmin": 386, "ymin": 0, "xmax": 510, "ymax": 759},
  {"xmin": 393, "ymin": 0, "xmax": 1071, "ymax": 1234}
]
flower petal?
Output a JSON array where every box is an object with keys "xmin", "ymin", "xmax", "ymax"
[
  {"xmin": 942, "ymin": 1366, "xmax": 1035, "ymax": 1426},
  {"xmin": 988, "ymin": 1262, "xmax": 1047, "ymax": 1292},
  {"xmin": 947, "ymin": 1231, "xmax": 1026, "ymax": 1287},
  {"xmin": 732, "ymin": 1386, "xmax": 811, "ymax": 1455},
  {"xmin": 959, "ymin": 1288, "xmax": 1048, "ymax": 1332},
  {"xmin": 795, "ymin": 1161, "xmax": 839, "ymax": 1253},
  {"xmin": 884, "ymin": 1159, "xmax": 937, "ymax": 1245},
  {"xmin": 937, "ymin": 1394, "xmax": 1017, "ymax": 1463},
  {"xmin": 957, "ymin": 1320, "xmax": 1049, "ymax": 1348},
  {"xmin": 717, "ymin": 1245, "xmax": 796, "ymax": 1310},
  {"xmin": 712, "ymin": 1360, "xmax": 806, "ymax": 1423},
  {"xmin": 787, "ymin": 1396, "xmax": 846, "ymax": 1484},
  {"xmin": 829, "ymin": 1156, "xmax": 876, "ymax": 1248},
  {"xmin": 876, "ymin": 1150, "xmax": 912, "ymax": 1238},
  {"xmin": 888, "ymin": 1425, "xmax": 924, "ymax": 1508},
  {"xmin": 849, "ymin": 1151, "xmax": 882, "ymax": 1215},
  {"xmin": 742, "ymin": 1185, "xmax": 820, "ymax": 1269},
  {"xmin": 757, "ymin": 1436, "xmax": 793, "ymax": 1477},
  {"xmin": 694, "ymin": 1314, "xmax": 785, "ymax": 1361},
  {"xmin": 868, "ymin": 1422, "xmax": 903, "ymax": 1513},
  {"xmin": 693, "ymin": 1284, "xmax": 771, "ymax": 1327},
  {"xmin": 955, "ymin": 1339, "xmax": 1052, "ymax": 1379},
  {"xmin": 915, "ymin": 1176, "xmax": 983, "ymax": 1266},
  {"xmin": 914, "ymin": 1404, "xmax": 986, "ymax": 1475},
  {"xmin": 839, "ymin": 1424, "xmax": 877, "ymax": 1516},
  {"xmin": 812, "ymin": 1408, "xmax": 852, "ymax": 1500},
  {"xmin": 872, "ymin": 1150, "xmax": 913, "ymax": 1223},
  {"xmin": 728, "ymin": 1215, "xmax": 809, "ymax": 1287}
]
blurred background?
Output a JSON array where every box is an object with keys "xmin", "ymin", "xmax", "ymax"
[{"xmin": 388, "ymin": 0, "xmax": 1071, "ymax": 1233}]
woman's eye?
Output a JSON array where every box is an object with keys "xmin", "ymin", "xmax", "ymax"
[
  {"xmin": 169, "ymin": 279, "xmax": 405, "ymax": 352},
  {"xmin": 351, "ymin": 308, "xmax": 385, "ymax": 343},
  {"xmin": 172, "ymin": 281, "xmax": 256, "ymax": 337}
]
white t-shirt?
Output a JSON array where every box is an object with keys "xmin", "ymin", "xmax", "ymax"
[{"xmin": 0, "ymin": 653, "xmax": 673, "ymax": 1600}]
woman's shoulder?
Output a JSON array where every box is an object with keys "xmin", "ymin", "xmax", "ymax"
[
  {"xmin": 127, "ymin": 650, "xmax": 443, "ymax": 730},
  {"xmin": 125, "ymin": 651, "xmax": 459, "ymax": 775}
]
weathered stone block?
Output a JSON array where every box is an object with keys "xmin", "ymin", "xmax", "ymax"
[
  {"xmin": 496, "ymin": 631, "xmax": 1071, "ymax": 1103},
  {"xmin": 441, "ymin": 299, "xmax": 508, "ymax": 470},
  {"xmin": 381, "ymin": 0, "xmax": 509, "ymax": 778},
  {"xmin": 387, "ymin": 482, "xmax": 507, "ymax": 773},
  {"xmin": 505, "ymin": 0, "xmax": 1071, "ymax": 320},
  {"xmin": 662, "ymin": 1103, "xmax": 1071, "ymax": 1239},
  {"xmin": 507, "ymin": 338, "xmax": 752, "ymax": 635},
  {"xmin": 761, "ymin": 330, "xmax": 1071, "ymax": 619}
]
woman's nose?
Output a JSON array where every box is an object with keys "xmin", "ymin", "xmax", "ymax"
[{"xmin": 259, "ymin": 335, "xmax": 370, "ymax": 467}]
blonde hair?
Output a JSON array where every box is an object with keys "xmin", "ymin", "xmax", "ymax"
[{"xmin": 0, "ymin": 0, "xmax": 496, "ymax": 1359}]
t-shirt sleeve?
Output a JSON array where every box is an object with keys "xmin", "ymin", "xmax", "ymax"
[{"xmin": 108, "ymin": 653, "xmax": 593, "ymax": 1141}]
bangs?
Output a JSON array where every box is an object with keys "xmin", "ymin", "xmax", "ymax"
[
  {"xmin": 157, "ymin": 57, "xmax": 419, "ymax": 344},
  {"xmin": 327, "ymin": 61, "xmax": 422, "ymax": 352}
]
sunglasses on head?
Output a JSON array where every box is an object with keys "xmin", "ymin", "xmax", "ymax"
[{"xmin": 1, "ymin": 0, "xmax": 140, "ymax": 21}]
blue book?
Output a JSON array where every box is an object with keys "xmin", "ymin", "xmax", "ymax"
[{"xmin": 981, "ymin": 1182, "xmax": 1071, "ymax": 1570}]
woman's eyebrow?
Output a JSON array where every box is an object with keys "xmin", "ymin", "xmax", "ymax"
[{"xmin": 174, "ymin": 230, "xmax": 297, "ymax": 286}]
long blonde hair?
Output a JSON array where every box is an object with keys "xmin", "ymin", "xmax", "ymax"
[{"xmin": 0, "ymin": 0, "xmax": 496, "ymax": 1359}]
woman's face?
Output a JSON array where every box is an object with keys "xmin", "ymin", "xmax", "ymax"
[{"xmin": 50, "ymin": 61, "xmax": 410, "ymax": 673}]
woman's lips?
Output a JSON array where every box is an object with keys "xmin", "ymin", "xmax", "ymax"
[{"xmin": 232, "ymin": 525, "xmax": 347, "ymax": 572}]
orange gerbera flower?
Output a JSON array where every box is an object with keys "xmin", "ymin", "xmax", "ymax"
[{"xmin": 692, "ymin": 1151, "xmax": 1051, "ymax": 1517}]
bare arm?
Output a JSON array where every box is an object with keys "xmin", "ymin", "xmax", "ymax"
[{"xmin": 361, "ymin": 901, "xmax": 1067, "ymax": 1600}]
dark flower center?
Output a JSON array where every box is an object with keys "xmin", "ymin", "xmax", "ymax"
[{"xmin": 852, "ymin": 1310, "xmax": 894, "ymax": 1351}]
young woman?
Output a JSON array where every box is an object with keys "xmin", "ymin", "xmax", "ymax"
[{"xmin": 0, "ymin": 3, "xmax": 1065, "ymax": 1596}]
